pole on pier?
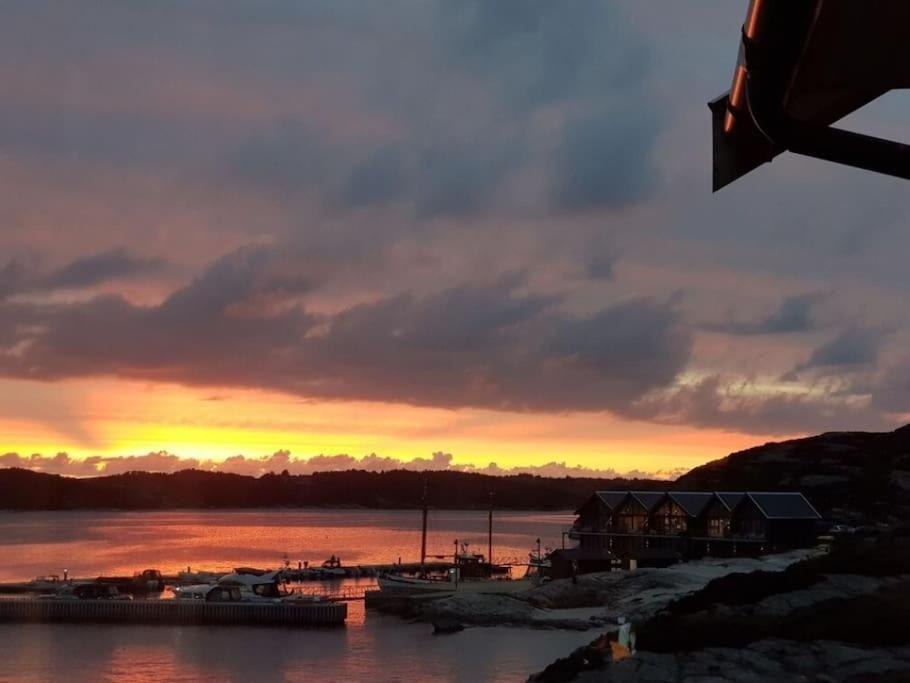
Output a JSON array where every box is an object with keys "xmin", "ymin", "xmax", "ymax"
[
  {"xmin": 420, "ymin": 476, "xmax": 428, "ymax": 577},
  {"xmin": 453, "ymin": 538, "xmax": 459, "ymax": 589},
  {"xmin": 487, "ymin": 489, "xmax": 494, "ymax": 569}
]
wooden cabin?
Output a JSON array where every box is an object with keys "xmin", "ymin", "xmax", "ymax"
[{"xmin": 568, "ymin": 490, "xmax": 821, "ymax": 567}]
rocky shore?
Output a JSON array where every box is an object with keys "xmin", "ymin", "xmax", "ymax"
[
  {"xmin": 370, "ymin": 549, "xmax": 816, "ymax": 630},
  {"xmin": 529, "ymin": 525, "xmax": 910, "ymax": 682}
]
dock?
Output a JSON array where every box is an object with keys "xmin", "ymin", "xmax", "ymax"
[{"xmin": 0, "ymin": 598, "xmax": 346, "ymax": 627}]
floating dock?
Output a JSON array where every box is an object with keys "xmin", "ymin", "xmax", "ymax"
[{"xmin": 0, "ymin": 599, "xmax": 346, "ymax": 627}]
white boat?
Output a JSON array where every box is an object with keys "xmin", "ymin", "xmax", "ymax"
[
  {"xmin": 172, "ymin": 584, "xmax": 243, "ymax": 602},
  {"xmin": 217, "ymin": 570, "xmax": 287, "ymax": 601}
]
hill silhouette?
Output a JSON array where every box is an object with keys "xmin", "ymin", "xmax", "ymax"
[
  {"xmin": 0, "ymin": 467, "xmax": 661, "ymax": 511},
  {"xmin": 3, "ymin": 425, "xmax": 910, "ymax": 517},
  {"xmin": 677, "ymin": 424, "xmax": 910, "ymax": 522}
]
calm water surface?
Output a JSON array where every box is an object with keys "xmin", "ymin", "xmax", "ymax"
[{"xmin": 0, "ymin": 509, "xmax": 588, "ymax": 682}]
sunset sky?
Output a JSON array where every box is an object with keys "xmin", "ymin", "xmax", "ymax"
[{"xmin": 2, "ymin": 1, "xmax": 909, "ymax": 478}]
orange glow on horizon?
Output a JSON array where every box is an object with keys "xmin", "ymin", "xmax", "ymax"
[{"xmin": 0, "ymin": 376, "xmax": 781, "ymax": 478}]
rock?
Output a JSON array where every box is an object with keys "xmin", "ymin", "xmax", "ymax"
[
  {"xmin": 431, "ymin": 617, "xmax": 464, "ymax": 634},
  {"xmin": 799, "ymin": 474, "xmax": 850, "ymax": 488},
  {"xmin": 890, "ymin": 470, "xmax": 910, "ymax": 493}
]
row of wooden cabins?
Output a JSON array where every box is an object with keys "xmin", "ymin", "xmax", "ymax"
[{"xmin": 551, "ymin": 490, "xmax": 821, "ymax": 576}]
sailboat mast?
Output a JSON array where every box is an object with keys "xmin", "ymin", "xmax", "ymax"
[
  {"xmin": 420, "ymin": 476, "xmax": 428, "ymax": 575},
  {"xmin": 487, "ymin": 490, "xmax": 493, "ymax": 566}
]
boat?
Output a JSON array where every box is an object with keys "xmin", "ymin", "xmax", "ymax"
[
  {"xmin": 318, "ymin": 556, "xmax": 346, "ymax": 578},
  {"xmin": 524, "ymin": 544, "xmax": 552, "ymax": 580},
  {"xmin": 453, "ymin": 542, "xmax": 511, "ymax": 579},
  {"xmin": 96, "ymin": 569, "xmax": 165, "ymax": 596},
  {"xmin": 217, "ymin": 569, "xmax": 287, "ymax": 600},
  {"xmin": 173, "ymin": 584, "xmax": 243, "ymax": 602},
  {"xmin": 173, "ymin": 570, "xmax": 324, "ymax": 604},
  {"xmin": 40, "ymin": 582, "xmax": 131, "ymax": 600}
]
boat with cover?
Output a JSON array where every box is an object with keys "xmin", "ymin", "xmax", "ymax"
[{"xmin": 173, "ymin": 568, "xmax": 324, "ymax": 603}]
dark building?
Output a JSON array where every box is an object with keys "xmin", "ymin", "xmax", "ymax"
[{"xmin": 565, "ymin": 491, "xmax": 821, "ymax": 571}]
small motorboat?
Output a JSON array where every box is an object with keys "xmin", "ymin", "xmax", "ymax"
[
  {"xmin": 96, "ymin": 569, "xmax": 165, "ymax": 596},
  {"xmin": 40, "ymin": 582, "xmax": 131, "ymax": 600},
  {"xmin": 173, "ymin": 584, "xmax": 243, "ymax": 602},
  {"xmin": 318, "ymin": 556, "xmax": 346, "ymax": 578}
]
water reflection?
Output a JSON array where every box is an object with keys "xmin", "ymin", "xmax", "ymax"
[{"xmin": 0, "ymin": 510, "xmax": 586, "ymax": 682}]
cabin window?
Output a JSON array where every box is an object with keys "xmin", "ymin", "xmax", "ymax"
[
  {"xmin": 707, "ymin": 516, "xmax": 728, "ymax": 538},
  {"xmin": 653, "ymin": 501, "xmax": 688, "ymax": 534},
  {"xmin": 740, "ymin": 518, "xmax": 765, "ymax": 538},
  {"xmin": 616, "ymin": 511, "xmax": 647, "ymax": 533}
]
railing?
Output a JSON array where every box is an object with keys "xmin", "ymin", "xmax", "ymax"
[{"xmin": 289, "ymin": 584, "xmax": 378, "ymax": 601}]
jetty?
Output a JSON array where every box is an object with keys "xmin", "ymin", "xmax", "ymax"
[{"xmin": 0, "ymin": 598, "xmax": 346, "ymax": 627}]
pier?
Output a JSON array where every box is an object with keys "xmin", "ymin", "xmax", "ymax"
[{"xmin": 0, "ymin": 598, "xmax": 346, "ymax": 627}]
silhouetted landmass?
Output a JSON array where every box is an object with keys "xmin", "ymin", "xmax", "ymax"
[
  {"xmin": 4, "ymin": 424, "xmax": 910, "ymax": 513},
  {"xmin": 0, "ymin": 468, "xmax": 662, "ymax": 511},
  {"xmin": 677, "ymin": 424, "xmax": 910, "ymax": 521}
]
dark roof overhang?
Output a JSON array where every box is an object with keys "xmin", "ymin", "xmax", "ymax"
[{"xmin": 711, "ymin": 0, "xmax": 910, "ymax": 190}]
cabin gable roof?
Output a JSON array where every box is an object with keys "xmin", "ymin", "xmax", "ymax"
[
  {"xmin": 630, "ymin": 491, "xmax": 665, "ymax": 512},
  {"xmin": 746, "ymin": 492, "xmax": 821, "ymax": 520},
  {"xmin": 668, "ymin": 492, "xmax": 715, "ymax": 518}
]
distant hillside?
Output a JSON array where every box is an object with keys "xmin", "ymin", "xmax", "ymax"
[
  {"xmin": 0, "ymin": 467, "xmax": 663, "ymax": 511},
  {"xmin": 5, "ymin": 425, "xmax": 910, "ymax": 516},
  {"xmin": 676, "ymin": 424, "xmax": 910, "ymax": 522}
]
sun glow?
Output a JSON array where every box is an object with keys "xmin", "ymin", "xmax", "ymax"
[{"xmin": 0, "ymin": 377, "xmax": 764, "ymax": 477}]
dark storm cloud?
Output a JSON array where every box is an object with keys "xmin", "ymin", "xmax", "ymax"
[
  {"xmin": 339, "ymin": 147, "xmax": 408, "ymax": 208},
  {"xmin": 0, "ymin": 248, "xmax": 691, "ymax": 412},
  {"xmin": 0, "ymin": 0, "xmax": 662, "ymax": 220},
  {"xmin": 225, "ymin": 121, "xmax": 328, "ymax": 196},
  {"xmin": 553, "ymin": 106, "xmax": 659, "ymax": 211},
  {"xmin": 443, "ymin": 0, "xmax": 651, "ymax": 107},
  {"xmin": 795, "ymin": 328, "xmax": 884, "ymax": 374},
  {"xmin": 43, "ymin": 248, "xmax": 165, "ymax": 289},
  {"xmin": 0, "ymin": 249, "xmax": 166, "ymax": 298},
  {"xmin": 630, "ymin": 375, "xmax": 892, "ymax": 436},
  {"xmin": 710, "ymin": 292, "xmax": 827, "ymax": 336}
]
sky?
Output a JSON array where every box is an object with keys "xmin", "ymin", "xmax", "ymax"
[{"xmin": 1, "ymin": 1, "xmax": 909, "ymax": 479}]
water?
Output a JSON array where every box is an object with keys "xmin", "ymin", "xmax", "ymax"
[{"xmin": 0, "ymin": 509, "xmax": 589, "ymax": 682}]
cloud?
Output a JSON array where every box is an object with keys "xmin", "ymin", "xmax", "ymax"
[
  {"xmin": 0, "ymin": 247, "xmax": 690, "ymax": 412},
  {"xmin": 43, "ymin": 248, "xmax": 165, "ymax": 289},
  {"xmin": 629, "ymin": 375, "xmax": 892, "ymax": 436},
  {"xmin": 711, "ymin": 292, "xmax": 827, "ymax": 336},
  {"xmin": 0, "ymin": 449, "xmax": 680, "ymax": 480},
  {"xmin": 797, "ymin": 327, "xmax": 884, "ymax": 372},
  {"xmin": 552, "ymin": 105, "xmax": 659, "ymax": 211},
  {"xmin": 0, "ymin": 249, "xmax": 166, "ymax": 299}
]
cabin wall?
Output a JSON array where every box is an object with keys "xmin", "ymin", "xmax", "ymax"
[
  {"xmin": 732, "ymin": 502, "xmax": 767, "ymax": 539},
  {"xmin": 614, "ymin": 498, "xmax": 648, "ymax": 533},
  {"xmin": 650, "ymin": 499, "xmax": 688, "ymax": 535}
]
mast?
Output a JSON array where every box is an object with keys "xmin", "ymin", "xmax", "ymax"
[
  {"xmin": 487, "ymin": 489, "xmax": 494, "ymax": 568},
  {"xmin": 419, "ymin": 475, "xmax": 428, "ymax": 576}
]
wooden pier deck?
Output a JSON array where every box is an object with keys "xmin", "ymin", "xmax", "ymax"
[{"xmin": 0, "ymin": 599, "xmax": 346, "ymax": 627}]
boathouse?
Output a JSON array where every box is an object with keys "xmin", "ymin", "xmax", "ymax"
[{"xmin": 565, "ymin": 490, "xmax": 821, "ymax": 568}]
